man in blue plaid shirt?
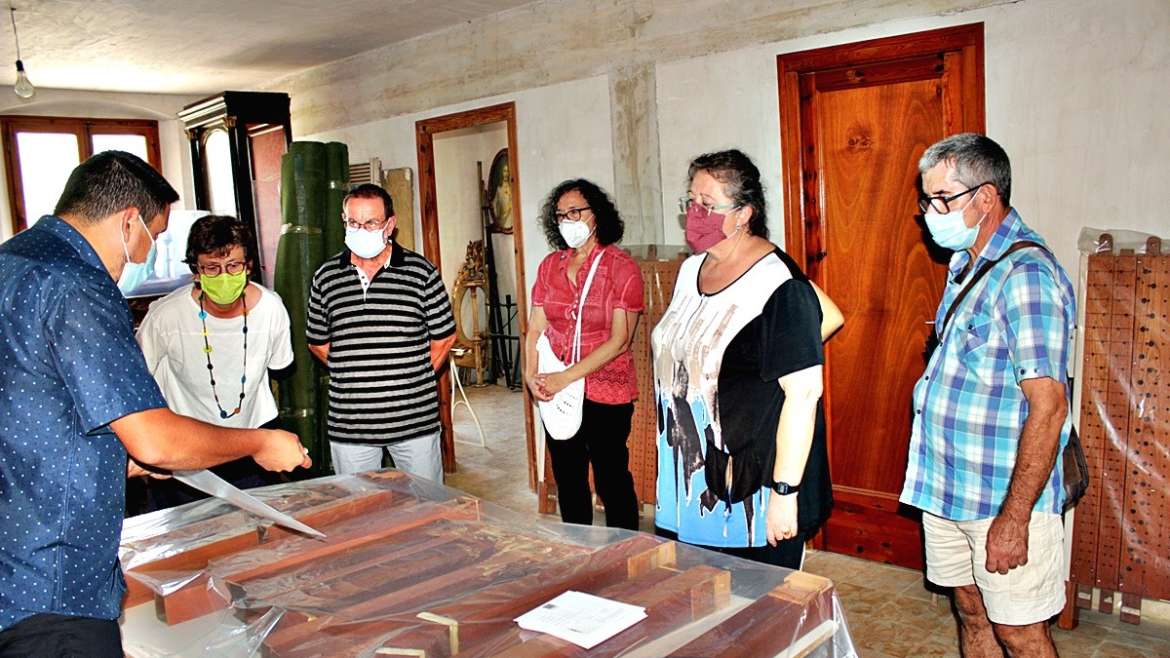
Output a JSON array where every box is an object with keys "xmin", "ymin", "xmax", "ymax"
[{"xmin": 901, "ymin": 134, "xmax": 1075, "ymax": 657}]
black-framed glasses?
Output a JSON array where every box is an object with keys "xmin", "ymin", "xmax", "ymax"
[
  {"xmin": 554, "ymin": 207, "xmax": 591, "ymax": 222},
  {"xmin": 917, "ymin": 182, "xmax": 989, "ymax": 214},
  {"xmin": 196, "ymin": 261, "xmax": 247, "ymax": 276},
  {"xmin": 678, "ymin": 196, "xmax": 737, "ymax": 218},
  {"xmin": 343, "ymin": 216, "xmax": 391, "ymax": 231}
]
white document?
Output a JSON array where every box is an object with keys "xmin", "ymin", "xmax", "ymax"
[{"xmin": 514, "ymin": 590, "xmax": 647, "ymax": 650}]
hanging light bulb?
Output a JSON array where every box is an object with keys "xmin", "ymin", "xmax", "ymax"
[
  {"xmin": 14, "ymin": 59, "xmax": 32, "ymax": 98},
  {"xmin": 9, "ymin": 7, "xmax": 33, "ymax": 99}
]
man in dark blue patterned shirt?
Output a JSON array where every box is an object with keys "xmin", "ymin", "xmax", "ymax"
[{"xmin": 0, "ymin": 151, "xmax": 311, "ymax": 657}]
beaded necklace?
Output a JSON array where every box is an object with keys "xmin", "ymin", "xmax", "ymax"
[{"xmin": 198, "ymin": 290, "xmax": 248, "ymax": 419}]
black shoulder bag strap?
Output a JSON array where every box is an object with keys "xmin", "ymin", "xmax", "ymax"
[
  {"xmin": 932, "ymin": 239, "xmax": 1088, "ymax": 512},
  {"xmin": 937, "ymin": 240, "xmax": 1046, "ymax": 340}
]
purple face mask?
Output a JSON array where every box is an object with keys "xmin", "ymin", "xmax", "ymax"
[{"xmin": 685, "ymin": 204, "xmax": 728, "ymax": 253}]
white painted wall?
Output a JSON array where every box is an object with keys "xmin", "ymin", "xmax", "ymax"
[
  {"xmin": 656, "ymin": 0, "xmax": 1170, "ymax": 273},
  {"xmin": 433, "ymin": 122, "xmax": 510, "ymax": 334},
  {"xmin": 0, "ymin": 87, "xmax": 200, "ymax": 241},
  {"xmin": 298, "ymin": 74, "xmax": 616, "ymax": 314}
]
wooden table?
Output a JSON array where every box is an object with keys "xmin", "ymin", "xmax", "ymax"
[{"xmin": 119, "ymin": 470, "xmax": 854, "ymax": 657}]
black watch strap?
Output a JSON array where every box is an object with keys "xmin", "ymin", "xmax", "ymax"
[{"xmin": 771, "ymin": 481, "xmax": 801, "ymax": 495}]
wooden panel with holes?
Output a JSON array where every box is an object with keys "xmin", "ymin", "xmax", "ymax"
[
  {"xmin": 1065, "ymin": 235, "xmax": 1169, "ymax": 629},
  {"xmin": 1070, "ymin": 252, "xmax": 1113, "ymax": 591},
  {"xmin": 1096, "ymin": 251, "xmax": 1137, "ymax": 597},
  {"xmin": 629, "ymin": 246, "xmax": 687, "ymax": 506}
]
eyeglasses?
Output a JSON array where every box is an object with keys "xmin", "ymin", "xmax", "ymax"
[
  {"xmin": 679, "ymin": 197, "xmax": 737, "ymax": 218},
  {"xmin": 554, "ymin": 207, "xmax": 591, "ymax": 222},
  {"xmin": 343, "ymin": 216, "xmax": 391, "ymax": 231},
  {"xmin": 917, "ymin": 183, "xmax": 989, "ymax": 215},
  {"xmin": 196, "ymin": 261, "xmax": 247, "ymax": 276}
]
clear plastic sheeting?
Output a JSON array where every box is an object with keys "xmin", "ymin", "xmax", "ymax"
[
  {"xmin": 1067, "ymin": 229, "xmax": 1169, "ymax": 624},
  {"xmin": 119, "ymin": 470, "xmax": 857, "ymax": 657},
  {"xmin": 1077, "ymin": 227, "xmax": 1168, "ymax": 255}
]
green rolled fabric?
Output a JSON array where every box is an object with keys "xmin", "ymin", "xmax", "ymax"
[
  {"xmin": 274, "ymin": 227, "xmax": 323, "ymax": 471},
  {"xmin": 281, "ymin": 141, "xmax": 327, "ymax": 230},
  {"xmin": 322, "ymin": 141, "xmax": 349, "ymax": 260},
  {"xmin": 275, "ymin": 143, "xmax": 327, "ymax": 473},
  {"xmin": 316, "ymin": 371, "xmax": 333, "ymax": 474}
]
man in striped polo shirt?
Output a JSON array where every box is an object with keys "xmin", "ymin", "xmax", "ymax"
[{"xmin": 307, "ymin": 184, "xmax": 455, "ymax": 482}]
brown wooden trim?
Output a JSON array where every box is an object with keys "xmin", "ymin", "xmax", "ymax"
[
  {"xmin": 1, "ymin": 115, "xmax": 163, "ymax": 234},
  {"xmin": 414, "ymin": 102, "xmax": 534, "ymax": 485},
  {"xmin": 813, "ymin": 54, "xmax": 944, "ymax": 92},
  {"xmin": 777, "ymin": 23, "xmax": 985, "ymax": 73},
  {"xmin": 831, "ymin": 484, "xmax": 903, "ymax": 503},
  {"xmin": 778, "ymin": 68, "xmax": 805, "ymax": 275}
]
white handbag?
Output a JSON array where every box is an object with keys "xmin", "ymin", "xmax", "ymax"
[{"xmin": 536, "ymin": 251, "xmax": 604, "ymax": 440}]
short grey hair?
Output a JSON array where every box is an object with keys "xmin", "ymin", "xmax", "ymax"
[{"xmin": 918, "ymin": 133, "xmax": 1012, "ymax": 206}]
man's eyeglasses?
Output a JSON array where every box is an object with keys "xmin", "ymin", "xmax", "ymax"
[
  {"xmin": 343, "ymin": 216, "xmax": 391, "ymax": 231},
  {"xmin": 196, "ymin": 261, "xmax": 247, "ymax": 276},
  {"xmin": 917, "ymin": 183, "xmax": 989, "ymax": 215},
  {"xmin": 554, "ymin": 207, "xmax": 591, "ymax": 222},
  {"xmin": 679, "ymin": 197, "xmax": 737, "ymax": 218}
]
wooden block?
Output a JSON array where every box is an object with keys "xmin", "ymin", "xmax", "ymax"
[
  {"xmin": 666, "ymin": 571, "xmax": 834, "ymax": 658},
  {"xmin": 263, "ymin": 535, "xmax": 673, "ymax": 658},
  {"xmin": 1099, "ymin": 589, "xmax": 1114, "ymax": 614},
  {"xmin": 1119, "ymin": 592, "xmax": 1142, "ymax": 625},
  {"xmin": 1057, "ymin": 581, "xmax": 1079, "ymax": 630},
  {"xmin": 154, "ymin": 498, "xmax": 480, "ymax": 625},
  {"xmin": 260, "ymin": 527, "xmax": 593, "ymax": 654},
  {"xmin": 475, "ymin": 565, "xmax": 732, "ymax": 658},
  {"xmin": 232, "ymin": 528, "xmax": 460, "ymax": 608},
  {"xmin": 123, "ymin": 488, "xmax": 402, "ymax": 608},
  {"xmin": 1074, "ymin": 584, "xmax": 1094, "ymax": 611},
  {"xmin": 267, "ymin": 548, "xmax": 544, "ymax": 657}
]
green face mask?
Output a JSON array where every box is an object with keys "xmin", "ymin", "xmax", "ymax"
[{"xmin": 199, "ymin": 271, "xmax": 248, "ymax": 305}]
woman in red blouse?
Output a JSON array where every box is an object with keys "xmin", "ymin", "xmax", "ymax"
[{"xmin": 526, "ymin": 179, "xmax": 643, "ymax": 530}]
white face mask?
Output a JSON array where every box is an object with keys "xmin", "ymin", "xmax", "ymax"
[
  {"xmin": 117, "ymin": 213, "xmax": 157, "ymax": 293},
  {"xmin": 924, "ymin": 192, "xmax": 986, "ymax": 251},
  {"xmin": 345, "ymin": 226, "xmax": 387, "ymax": 259},
  {"xmin": 558, "ymin": 219, "xmax": 593, "ymax": 249}
]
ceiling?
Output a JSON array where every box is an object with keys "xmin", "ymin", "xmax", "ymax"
[{"xmin": 2, "ymin": 0, "xmax": 536, "ymax": 95}]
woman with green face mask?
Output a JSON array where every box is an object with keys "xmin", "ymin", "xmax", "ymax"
[{"xmin": 135, "ymin": 214, "xmax": 295, "ymax": 511}]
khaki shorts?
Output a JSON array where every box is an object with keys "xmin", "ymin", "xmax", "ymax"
[{"xmin": 923, "ymin": 511, "xmax": 1065, "ymax": 625}]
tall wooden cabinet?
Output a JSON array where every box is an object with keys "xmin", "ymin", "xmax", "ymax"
[{"xmin": 178, "ymin": 92, "xmax": 292, "ymax": 287}]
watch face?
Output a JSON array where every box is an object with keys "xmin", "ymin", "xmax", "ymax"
[{"xmin": 773, "ymin": 481, "xmax": 798, "ymax": 495}]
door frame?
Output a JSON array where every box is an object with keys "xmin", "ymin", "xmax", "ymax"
[
  {"xmin": 777, "ymin": 23, "xmax": 985, "ymax": 556},
  {"xmin": 415, "ymin": 102, "xmax": 534, "ymax": 481}
]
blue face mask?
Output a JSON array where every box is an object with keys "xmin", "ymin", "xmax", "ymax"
[
  {"xmin": 924, "ymin": 193, "xmax": 986, "ymax": 251},
  {"xmin": 117, "ymin": 214, "xmax": 157, "ymax": 294}
]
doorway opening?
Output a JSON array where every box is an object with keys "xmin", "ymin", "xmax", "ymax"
[{"xmin": 416, "ymin": 103, "xmax": 536, "ymax": 501}]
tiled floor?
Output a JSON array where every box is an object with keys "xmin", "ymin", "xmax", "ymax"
[{"xmin": 445, "ymin": 384, "xmax": 1170, "ymax": 658}]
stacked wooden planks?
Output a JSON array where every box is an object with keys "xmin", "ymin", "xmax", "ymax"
[{"xmin": 122, "ymin": 471, "xmax": 843, "ymax": 657}]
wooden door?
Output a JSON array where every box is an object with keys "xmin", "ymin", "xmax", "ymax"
[{"xmin": 778, "ymin": 24, "xmax": 984, "ymax": 568}]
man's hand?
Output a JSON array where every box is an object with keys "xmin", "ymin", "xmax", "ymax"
[
  {"xmin": 766, "ymin": 491, "xmax": 799, "ymax": 546},
  {"xmin": 986, "ymin": 512, "xmax": 1029, "ymax": 574},
  {"xmin": 252, "ymin": 429, "xmax": 312, "ymax": 472},
  {"xmin": 127, "ymin": 459, "xmax": 171, "ymax": 480}
]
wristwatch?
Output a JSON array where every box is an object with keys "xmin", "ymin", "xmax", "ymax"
[{"xmin": 771, "ymin": 481, "xmax": 801, "ymax": 495}]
